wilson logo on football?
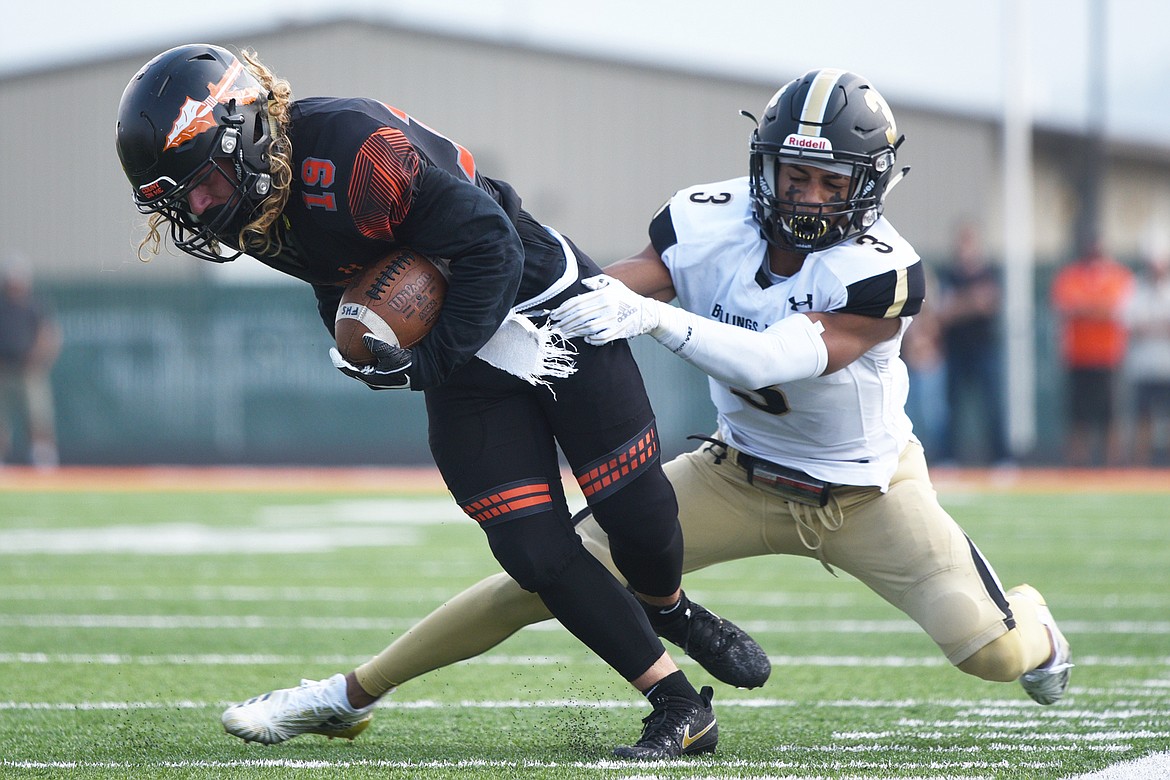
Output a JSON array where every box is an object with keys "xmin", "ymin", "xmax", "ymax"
[
  {"xmin": 164, "ymin": 59, "xmax": 263, "ymax": 151},
  {"xmin": 389, "ymin": 274, "xmax": 438, "ymax": 312}
]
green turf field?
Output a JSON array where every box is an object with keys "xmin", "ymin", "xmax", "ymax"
[{"xmin": 1, "ymin": 472, "xmax": 1167, "ymax": 778}]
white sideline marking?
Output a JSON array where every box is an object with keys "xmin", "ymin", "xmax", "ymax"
[
  {"xmin": 0, "ymin": 523, "xmax": 418, "ymax": 554},
  {"xmin": 0, "ymin": 652, "xmax": 569, "ymax": 666},
  {"xmin": 0, "ymin": 755, "xmax": 1121, "ymax": 774},
  {"xmin": 0, "ymin": 614, "xmax": 414, "ymax": 630},
  {"xmin": 773, "ymin": 744, "xmax": 1132, "ymax": 754},
  {"xmin": 0, "ymin": 697, "xmax": 1163, "ymax": 715},
  {"xmin": 2, "ymin": 651, "xmax": 1168, "ymax": 671},
  {"xmin": 714, "ymin": 591, "xmax": 1170, "ymax": 610},
  {"xmin": 0, "ymin": 760, "xmax": 993, "ymax": 777},
  {"xmin": 1, "ymin": 699, "xmax": 1162, "ymax": 777},
  {"xmin": 0, "ymin": 584, "xmax": 476, "ymax": 602},
  {"xmin": 0, "ymin": 498, "xmax": 469, "ymax": 555},
  {"xmin": 738, "ymin": 619, "xmax": 1170, "ymax": 635},
  {"xmin": 3, "ymin": 613, "xmax": 1170, "ymax": 636},
  {"xmin": 1067, "ymin": 751, "xmax": 1170, "ymax": 779},
  {"xmin": 840, "ymin": 730, "xmax": 1170, "ymax": 741},
  {"xmin": 7, "ymin": 581, "xmax": 1170, "ymax": 612},
  {"xmin": 253, "ymin": 499, "xmax": 465, "ymax": 525}
]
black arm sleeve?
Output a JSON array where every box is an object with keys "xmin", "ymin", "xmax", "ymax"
[{"xmin": 392, "ymin": 164, "xmax": 524, "ymax": 390}]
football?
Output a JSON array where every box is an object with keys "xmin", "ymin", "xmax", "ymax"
[{"xmin": 334, "ymin": 248, "xmax": 448, "ymax": 365}]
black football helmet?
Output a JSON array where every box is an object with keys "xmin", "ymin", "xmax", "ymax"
[
  {"xmin": 115, "ymin": 44, "xmax": 274, "ymax": 261},
  {"xmin": 748, "ymin": 68, "xmax": 909, "ymax": 253}
]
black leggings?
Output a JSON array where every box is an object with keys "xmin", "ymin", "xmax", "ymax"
[{"xmin": 424, "ymin": 335, "xmax": 682, "ymax": 681}]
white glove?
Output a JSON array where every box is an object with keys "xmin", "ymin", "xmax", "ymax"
[{"xmin": 550, "ymin": 275, "xmax": 664, "ymax": 345}]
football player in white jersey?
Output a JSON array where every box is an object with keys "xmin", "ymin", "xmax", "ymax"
[
  {"xmin": 552, "ymin": 67, "xmax": 1071, "ymax": 705},
  {"xmin": 220, "ymin": 69, "xmax": 1072, "ymax": 749}
]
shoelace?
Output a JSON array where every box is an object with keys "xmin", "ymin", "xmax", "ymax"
[
  {"xmin": 290, "ymin": 679, "xmax": 335, "ymax": 717},
  {"xmin": 636, "ymin": 696, "xmax": 698, "ymax": 741},
  {"xmin": 681, "ymin": 613, "xmax": 735, "ymax": 658}
]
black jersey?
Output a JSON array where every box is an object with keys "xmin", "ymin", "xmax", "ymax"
[{"xmin": 252, "ymin": 97, "xmax": 568, "ymax": 390}]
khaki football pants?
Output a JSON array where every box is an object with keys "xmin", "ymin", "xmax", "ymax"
[{"xmin": 356, "ymin": 441, "xmax": 1052, "ymax": 695}]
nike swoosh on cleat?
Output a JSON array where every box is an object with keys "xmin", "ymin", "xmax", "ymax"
[{"xmin": 681, "ymin": 719, "xmax": 716, "ymax": 749}]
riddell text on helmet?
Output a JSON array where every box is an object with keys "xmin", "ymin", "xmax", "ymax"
[{"xmin": 783, "ymin": 134, "xmax": 833, "ymax": 150}]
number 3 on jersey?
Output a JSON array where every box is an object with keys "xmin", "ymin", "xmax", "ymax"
[{"xmin": 689, "ymin": 191, "xmax": 732, "ymax": 205}]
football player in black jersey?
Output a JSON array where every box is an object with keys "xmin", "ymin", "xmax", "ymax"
[{"xmin": 114, "ymin": 43, "xmax": 765, "ymax": 759}]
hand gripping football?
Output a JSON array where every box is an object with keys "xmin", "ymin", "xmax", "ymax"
[{"xmin": 335, "ymin": 248, "xmax": 448, "ymax": 365}]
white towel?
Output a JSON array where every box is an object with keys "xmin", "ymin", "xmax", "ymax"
[{"xmin": 475, "ymin": 312, "xmax": 577, "ymax": 388}]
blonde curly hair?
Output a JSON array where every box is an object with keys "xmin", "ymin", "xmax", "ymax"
[{"xmin": 138, "ymin": 48, "xmax": 294, "ymax": 261}]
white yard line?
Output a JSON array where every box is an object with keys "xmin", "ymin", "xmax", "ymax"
[
  {"xmin": 1067, "ymin": 752, "xmax": 1170, "ymax": 779},
  {"xmin": 0, "ymin": 759, "xmax": 982, "ymax": 778},
  {"xmin": 2, "ymin": 651, "xmax": 1168, "ymax": 670},
  {"xmin": 6, "ymin": 754, "xmax": 1167, "ymax": 777},
  {"xmin": 1, "ymin": 697, "xmax": 1162, "ymax": 778},
  {"xmin": 3, "ymin": 613, "xmax": 1170, "ymax": 636},
  {"xmin": 0, "ymin": 697, "xmax": 1165, "ymax": 716}
]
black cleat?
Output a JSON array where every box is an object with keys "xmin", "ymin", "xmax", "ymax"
[
  {"xmin": 656, "ymin": 600, "xmax": 771, "ymax": 689},
  {"xmin": 613, "ymin": 685, "xmax": 718, "ymax": 760}
]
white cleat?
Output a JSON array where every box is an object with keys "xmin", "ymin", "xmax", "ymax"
[
  {"xmin": 1013, "ymin": 584, "xmax": 1074, "ymax": 705},
  {"xmin": 221, "ymin": 673, "xmax": 375, "ymax": 744}
]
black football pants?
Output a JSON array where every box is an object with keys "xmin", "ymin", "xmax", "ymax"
[{"xmin": 424, "ymin": 334, "xmax": 683, "ymax": 682}]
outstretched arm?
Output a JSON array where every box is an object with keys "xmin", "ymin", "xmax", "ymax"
[
  {"xmin": 601, "ymin": 243, "xmax": 676, "ymax": 301},
  {"xmin": 553, "ymin": 244, "xmax": 901, "ymax": 387}
]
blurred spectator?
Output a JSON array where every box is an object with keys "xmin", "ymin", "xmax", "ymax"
[
  {"xmin": 903, "ymin": 265, "xmax": 948, "ymax": 460},
  {"xmin": 1049, "ymin": 241, "xmax": 1134, "ymax": 467},
  {"xmin": 935, "ymin": 224, "xmax": 1010, "ymax": 465},
  {"xmin": 0, "ymin": 258, "xmax": 60, "ymax": 468},
  {"xmin": 1123, "ymin": 250, "xmax": 1170, "ymax": 466}
]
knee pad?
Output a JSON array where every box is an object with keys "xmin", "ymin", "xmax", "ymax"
[
  {"xmin": 486, "ymin": 513, "xmax": 665, "ymax": 681},
  {"xmin": 957, "ymin": 630, "xmax": 1031, "ymax": 682},
  {"xmin": 589, "ymin": 464, "xmax": 682, "ymax": 595},
  {"xmin": 483, "ymin": 516, "xmax": 581, "ymax": 594},
  {"xmin": 575, "ymin": 421, "xmax": 678, "ymax": 555}
]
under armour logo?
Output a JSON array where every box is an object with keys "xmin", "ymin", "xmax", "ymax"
[{"xmin": 789, "ymin": 294, "xmax": 813, "ymax": 311}]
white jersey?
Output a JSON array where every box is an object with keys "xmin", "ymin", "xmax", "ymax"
[{"xmin": 652, "ymin": 177, "xmax": 925, "ymax": 490}]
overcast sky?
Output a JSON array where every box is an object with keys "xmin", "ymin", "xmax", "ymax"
[{"xmin": 5, "ymin": 0, "xmax": 1167, "ymax": 146}]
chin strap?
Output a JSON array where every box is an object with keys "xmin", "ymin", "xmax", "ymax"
[{"xmin": 884, "ymin": 166, "xmax": 911, "ymax": 197}]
